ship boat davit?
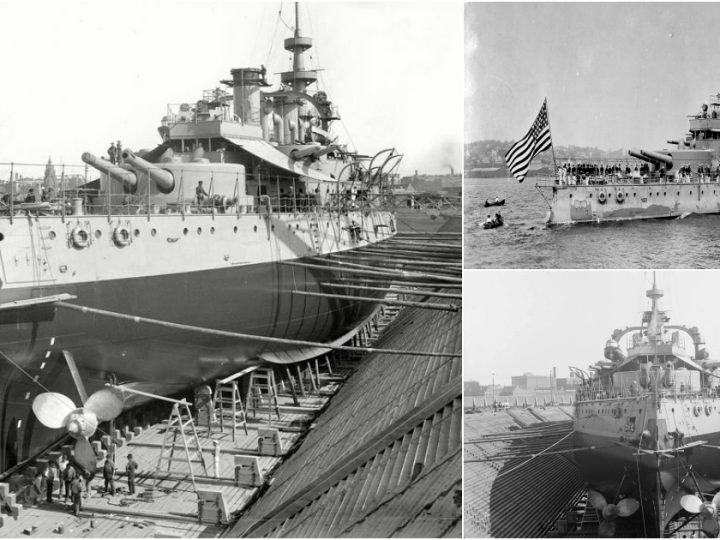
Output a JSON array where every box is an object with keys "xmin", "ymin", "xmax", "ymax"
[
  {"xmin": 0, "ymin": 4, "xmax": 405, "ymax": 476},
  {"xmin": 538, "ymin": 93, "xmax": 720, "ymax": 225},
  {"xmin": 573, "ymin": 276, "xmax": 720, "ymax": 537}
]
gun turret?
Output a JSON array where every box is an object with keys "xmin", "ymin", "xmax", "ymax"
[
  {"xmin": 290, "ymin": 144, "xmax": 338, "ymax": 161},
  {"xmin": 121, "ymin": 149, "xmax": 175, "ymax": 193},
  {"xmin": 640, "ymin": 149, "xmax": 673, "ymax": 170},
  {"xmin": 81, "ymin": 152, "xmax": 137, "ymax": 192}
]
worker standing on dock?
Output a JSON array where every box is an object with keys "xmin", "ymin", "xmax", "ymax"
[
  {"xmin": 103, "ymin": 458, "xmax": 115, "ymax": 495},
  {"xmin": 70, "ymin": 471, "xmax": 83, "ymax": 516},
  {"xmin": 125, "ymin": 454, "xmax": 138, "ymax": 495},
  {"xmin": 213, "ymin": 440, "xmax": 221, "ymax": 478},
  {"xmin": 62, "ymin": 462, "xmax": 76, "ymax": 503},
  {"xmin": 44, "ymin": 460, "xmax": 58, "ymax": 503}
]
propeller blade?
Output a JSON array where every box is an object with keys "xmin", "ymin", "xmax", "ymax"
[
  {"xmin": 598, "ymin": 519, "xmax": 616, "ymax": 538},
  {"xmin": 84, "ymin": 388, "xmax": 124, "ymax": 421},
  {"xmin": 31, "ymin": 392, "xmax": 76, "ymax": 429},
  {"xmin": 71, "ymin": 437, "xmax": 97, "ymax": 477},
  {"xmin": 602, "ymin": 504, "xmax": 619, "ymax": 521},
  {"xmin": 682, "ymin": 494, "xmax": 705, "ymax": 514},
  {"xmin": 616, "ymin": 497, "xmax": 641, "ymax": 517},
  {"xmin": 711, "ymin": 491, "xmax": 720, "ymax": 510},
  {"xmin": 702, "ymin": 516, "xmax": 720, "ymax": 538},
  {"xmin": 588, "ymin": 489, "xmax": 608, "ymax": 510}
]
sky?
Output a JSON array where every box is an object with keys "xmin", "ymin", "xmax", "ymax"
[
  {"xmin": 464, "ymin": 271, "xmax": 720, "ymax": 386},
  {"xmin": 0, "ymin": 1, "xmax": 461, "ymax": 176},
  {"xmin": 465, "ymin": 3, "xmax": 720, "ymax": 152}
]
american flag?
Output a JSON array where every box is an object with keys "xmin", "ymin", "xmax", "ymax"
[{"xmin": 504, "ymin": 99, "xmax": 553, "ymax": 183}]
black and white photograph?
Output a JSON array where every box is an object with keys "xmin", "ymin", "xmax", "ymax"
[
  {"xmin": 465, "ymin": 3, "xmax": 720, "ymax": 269},
  {"xmin": 465, "ymin": 270, "xmax": 720, "ymax": 537},
  {"xmin": 0, "ymin": 2, "xmax": 462, "ymax": 537}
]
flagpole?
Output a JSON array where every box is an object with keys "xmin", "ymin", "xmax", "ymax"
[{"xmin": 545, "ymin": 97, "xmax": 560, "ymax": 184}]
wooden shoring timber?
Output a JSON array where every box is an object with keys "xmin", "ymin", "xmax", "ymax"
[
  {"xmin": 332, "ymin": 277, "xmax": 462, "ymax": 289},
  {"xmin": 383, "ymin": 240, "xmax": 461, "ymax": 249},
  {"xmin": 314, "ymin": 258, "xmax": 461, "ymax": 278},
  {"xmin": 357, "ymin": 247, "xmax": 461, "ymax": 259},
  {"xmin": 318, "ymin": 282, "xmax": 462, "ymax": 300},
  {"xmin": 55, "ymin": 301, "xmax": 462, "ymax": 358},
  {"xmin": 327, "ymin": 253, "xmax": 462, "ymax": 268},
  {"xmin": 291, "ymin": 290, "xmax": 459, "ymax": 312},
  {"xmin": 394, "ymin": 232, "xmax": 461, "ymax": 237},
  {"xmin": 281, "ymin": 260, "xmax": 462, "ymax": 284}
]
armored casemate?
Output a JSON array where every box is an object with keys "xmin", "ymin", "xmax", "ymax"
[
  {"xmin": 537, "ymin": 94, "xmax": 720, "ymax": 225},
  {"xmin": 573, "ymin": 276, "xmax": 720, "ymax": 537}
]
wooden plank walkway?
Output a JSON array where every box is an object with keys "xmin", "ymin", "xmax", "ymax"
[{"xmin": 0, "ymin": 377, "xmax": 348, "ymax": 538}]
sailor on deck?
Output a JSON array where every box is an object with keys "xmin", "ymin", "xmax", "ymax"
[{"xmin": 196, "ymin": 181, "xmax": 209, "ymax": 205}]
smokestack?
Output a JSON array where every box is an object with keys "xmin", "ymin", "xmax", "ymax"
[{"xmin": 450, "ymin": 166, "xmax": 454, "ymax": 175}]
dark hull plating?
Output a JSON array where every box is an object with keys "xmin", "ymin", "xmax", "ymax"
[
  {"xmin": 0, "ymin": 251, "xmax": 384, "ymax": 473},
  {"xmin": 574, "ymin": 430, "xmax": 720, "ymax": 536}
]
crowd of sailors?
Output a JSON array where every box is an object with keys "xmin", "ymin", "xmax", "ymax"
[{"xmin": 556, "ymin": 161, "xmax": 720, "ymax": 185}]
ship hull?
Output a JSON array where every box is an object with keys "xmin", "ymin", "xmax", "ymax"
[
  {"xmin": 543, "ymin": 181, "xmax": 720, "ymax": 225},
  {"xmin": 575, "ymin": 416, "xmax": 720, "ymax": 536},
  {"xmin": 0, "ymin": 208, "xmax": 396, "ymax": 475}
]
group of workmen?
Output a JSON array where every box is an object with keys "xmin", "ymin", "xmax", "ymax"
[{"xmin": 32, "ymin": 453, "xmax": 139, "ymax": 516}]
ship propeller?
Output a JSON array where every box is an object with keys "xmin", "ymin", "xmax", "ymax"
[
  {"xmin": 587, "ymin": 489, "xmax": 640, "ymax": 537},
  {"xmin": 680, "ymin": 492, "xmax": 720, "ymax": 537},
  {"xmin": 31, "ymin": 387, "xmax": 124, "ymax": 476}
]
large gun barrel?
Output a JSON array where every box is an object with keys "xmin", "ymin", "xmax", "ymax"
[
  {"xmin": 628, "ymin": 149, "xmax": 652, "ymax": 163},
  {"xmin": 121, "ymin": 149, "xmax": 175, "ymax": 193},
  {"xmin": 640, "ymin": 149, "xmax": 673, "ymax": 169},
  {"xmin": 82, "ymin": 152, "xmax": 137, "ymax": 191}
]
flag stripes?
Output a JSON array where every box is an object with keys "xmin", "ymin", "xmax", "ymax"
[{"xmin": 504, "ymin": 99, "xmax": 553, "ymax": 182}]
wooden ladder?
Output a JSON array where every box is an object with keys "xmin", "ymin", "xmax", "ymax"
[
  {"xmin": 154, "ymin": 401, "xmax": 208, "ymax": 490},
  {"xmin": 213, "ymin": 380, "xmax": 248, "ymax": 441},
  {"xmin": 248, "ymin": 368, "xmax": 281, "ymax": 424}
]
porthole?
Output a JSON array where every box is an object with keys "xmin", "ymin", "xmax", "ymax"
[
  {"xmin": 664, "ymin": 192, "xmax": 666, "ymax": 196},
  {"xmin": 210, "ymin": 227, "xmax": 215, "ymax": 234},
  {"xmin": 183, "ymin": 228, "xmax": 189, "ymax": 236},
  {"xmin": 678, "ymin": 191, "xmax": 680, "ymax": 196},
  {"xmin": 570, "ymin": 193, "xmax": 573, "ymax": 199},
  {"xmin": 233, "ymin": 226, "xmax": 238, "ymax": 234},
  {"xmin": 272, "ymin": 225, "xmax": 275, "ymax": 231},
  {"xmin": 296, "ymin": 224, "xmax": 299, "ymax": 230},
  {"xmin": 634, "ymin": 193, "xmax": 637, "ymax": 197},
  {"xmin": 48, "ymin": 231, "xmax": 56, "ymax": 240},
  {"xmin": 151, "ymin": 228, "xmax": 157, "ymax": 237},
  {"xmin": 134, "ymin": 229, "xmax": 140, "ymax": 237},
  {"xmin": 197, "ymin": 227, "xmax": 202, "ymax": 235},
  {"xmin": 95, "ymin": 230, "xmax": 102, "ymax": 239},
  {"xmin": 253, "ymin": 225, "xmax": 257, "ymax": 232},
  {"xmin": 702, "ymin": 191, "xmax": 705, "ymax": 195}
]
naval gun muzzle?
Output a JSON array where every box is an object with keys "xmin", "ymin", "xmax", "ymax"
[
  {"xmin": 82, "ymin": 152, "xmax": 137, "ymax": 192},
  {"xmin": 121, "ymin": 149, "xmax": 175, "ymax": 194}
]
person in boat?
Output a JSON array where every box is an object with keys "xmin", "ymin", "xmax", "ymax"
[
  {"xmin": 494, "ymin": 196, "xmax": 500, "ymax": 203},
  {"xmin": 494, "ymin": 212, "xmax": 503, "ymax": 224},
  {"xmin": 485, "ymin": 214, "xmax": 493, "ymax": 225}
]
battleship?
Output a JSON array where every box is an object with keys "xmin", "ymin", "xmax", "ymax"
[
  {"xmin": 572, "ymin": 276, "xmax": 720, "ymax": 537},
  {"xmin": 537, "ymin": 93, "xmax": 720, "ymax": 225},
  {"xmin": 0, "ymin": 4, "xmax": 408, "ymax": 476}
]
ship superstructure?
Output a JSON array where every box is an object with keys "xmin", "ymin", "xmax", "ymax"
[
  {"xmin": 537, "ymin": 93, "xmax": 720, "ymax": 225},
  {"xmin": 573, "ymin": 276, "xmax": 720, "ymax": 537},
  {"xmin": 0, "ymin": 4, "xmax": 406, "ymax": 475}
]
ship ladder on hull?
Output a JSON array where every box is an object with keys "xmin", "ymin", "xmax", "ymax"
[
  {"xmin": 248, "ymin": 368, "xmax": 281, "ymax": 425},
  {"xmin": 154, "ymin": 401, "xmax": 208, "ymax": 491},
  {"xmin": 213, "ymin": 380, "xmax": 248, "ymax": 441}
]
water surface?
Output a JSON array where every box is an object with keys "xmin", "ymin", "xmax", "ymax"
[{"xmin": 464, "ymin": 177, "xmax": 720, "ymax": 268}]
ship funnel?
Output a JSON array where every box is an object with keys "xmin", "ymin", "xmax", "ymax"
[
  {"xmin": 121, "ymin": 149, "xmax": 175, "ymax": 194},
  {"xmin": 82, "ymin": 152, "xmax": 137, "ymax": 192}
]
